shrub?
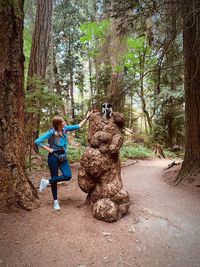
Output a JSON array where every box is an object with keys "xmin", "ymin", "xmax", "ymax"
[
  {"xmin": 163, "ymin": 150, "xmax": 181, "ymax": 159},
  {"xmin": 120, "ymin": 144, "xmax": 154, "ymax": 161},
  {"xmin": 67, "ymin": 146, "xmax": 85, "ymax": 162}
]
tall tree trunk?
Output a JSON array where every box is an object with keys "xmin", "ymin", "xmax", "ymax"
[
  {"xmin": 107, "ymin": 37, "xmax": 125, "ymax": 112},
  {"xmin": 128, "ymin": 91, "xmax": 133, "ymax": 129},
  {"xmin": 68, "ymin": 37, "xmax": 75, "ymax": 119},
  {"xmin": 88, "ymin": 54, "xmax": 93, "ymax": 102},
  {"xmin": 106, "ymin": 0, "xmax": 129, "ymax": 112},
  {"xmin": 28, "ymin": 0, "xmax": 53, "ymax": 81},
  {"xmin": 108, "ymin": 72, "xmax": 125, "ymax": 112},
  {"xmin": 0, "ymin": 0, "xmax": 39, "ymax": 210},
  {"xmin": 107, "ymin": 0, "xmax": 138, "ymax": 112},
  {"xmin": 139, "ymin": 51, "xmax": 152, "ymax": 134},
  {"xmin": 47, "ymin": 27, "xmax": 54, "ymax": 93},
  {"xmin": 175, "ymin": 0, "xmax": 200, "ymax": 184},
  {"xmin": 104, "ymin": 0, "xmax": 111, "ymax": 18},
  {"xmin": 53, "ymin": 52, "xmax": 66, "ymax": 116},
  {"xmin": 69, "ymin": 67, "xmax": 75, "ymax": 119},
  {"xmin": 26, "ymin": 0, "xmax": 53, "ymax": 152},
  {"xmin": 165, "ymin": 2, "xmax": 177, "ymax": 149},
  {"xmin": 140, "ymin": 80, "xmax": 152, "ymax": 134}
]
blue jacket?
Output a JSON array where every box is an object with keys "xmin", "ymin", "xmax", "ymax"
[{"xmin": 34, "ymin": 124, "xmax": 80, "ymax": 153}]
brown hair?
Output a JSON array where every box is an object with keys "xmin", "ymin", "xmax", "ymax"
[{"xmin": 52, "ymin": 115, "xmax": 63, "ymax": 131}]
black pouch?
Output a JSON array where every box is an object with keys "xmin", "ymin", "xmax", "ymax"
[
  {"xmin": 53, "ymin": 150, "xmax": 67, "ymax": 162},
  {"xmin": 58, "ymin": 153, "xmax": 67, "ymax": 162}
]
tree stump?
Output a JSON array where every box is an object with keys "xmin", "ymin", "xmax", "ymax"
[{"xmin": 78, "ymin": 111, "xmax": 130, "ymax": 222}]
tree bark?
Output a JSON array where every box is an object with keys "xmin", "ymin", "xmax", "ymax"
[
  {"xmin": 53, "ymin": 52, "xmax": 66, "ymax": 117},
  {"xmin": 0, "ymin": 0, "xmax": 39, "ymax": 210},
  {"xmin": 68, "ymin": 37, "xmax": 75, "ymax": 119},
  {"xmin": 88, "ymin": 54, "xmax": 93, "ymax": 102},
  {"xmin": 106, "ymin": 0, "xmax": 129, "ymax": 113},
  {"xmin": 139, "ymin": 50, "xmax": 152, "ymax": 134},
  {"xmin": 175, "ymin": 0, "xmax": 200, "ymax": 184},
  {"xmin": 128, "ymin": 90, "xmax": 133, "ymax": 129},
  {"xmin": 26, "ymin": 0, "xmax": 53, "ymax": 152},
  {"xmin": 69, "ymin": 67, "xmax": 75, "ymax": 119},
  {"xmin": 78, "ymin": 112, "xmax": 130, "ymax": 222},
  {"xmin": 107, "ymin": 72, "xmax": 125, "ymax": 112},
  {"xmin": 27, "ymin": 0, "xmax": 53, "ymax": 80}
]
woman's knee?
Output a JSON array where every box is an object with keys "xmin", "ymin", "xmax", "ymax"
[
  {"xmin": 63, "ymin": 175, "xmax": 72, "ymax": 181},
  {"xmin": 62, "ymin": 167, "xmax": 72, "ymax": 180}
]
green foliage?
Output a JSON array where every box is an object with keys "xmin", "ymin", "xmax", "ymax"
[
  {"xmin": 25, "ymin": 76, "xmax": 63, "ymax": 113},
  {"xmin": 152, "ymin": 82, "xmax": 184, "ymax": 147},
  {"xmin": 123, "ymin": 30, "xmax": 185, "ymax": 147},
  {"xmin": 123, "ymin": 106, "xmax": 139, "ymax": 130},
  {"xmin": 120, "ymin": 144, "xmax": 154, "ymax": 160},
  {"xmin": 35, "ymin": 145, "xmax": 85, "ymax": 164},
  {"xmin": 73, "ymin": 125, "xmax": 89, "ymax": 146},
  {"xmin": 25, "ymin": 76, "xmax": 63, "ymax": 132},
  {"xmin": 157, "ymin": 86, "xmax": 184, "ymax": 104},
  {"xmin": 53, "ymin": 0, "xmax": 90, "ymax": 116},
  {"xmin": 33, "ymin": 144, "xmax": 182, "ymax": 168},
  {"xmin": 79, "ymin": 19, "xmax": 111, "ymax": 68},
  {"xmin": 164, "ymin": 150, "xmax": 180, "ymax": 159},
  {"xmin": 120, "ymin": 144, "xmax": 182, "ymax": 161},
  {"xmin": 80, "ymin": 19, "xmax": 111, "ymax": 44},
  {"xmin": 125, "ymin": 36, "xmax": 156, "ymax": 70},
  {"xmin": 67, "ymin": 146, "xmax": 85, "ymax": 162},
  {"xmin": 24, "ymin": 27, "xmax": 32, "ymax": 76},
  {"xmin": 153, "ymin": 110, "xmax": 185, "ymax": 147}
]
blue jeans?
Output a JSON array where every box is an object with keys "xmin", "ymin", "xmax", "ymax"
[{"xmin": 48, "ymin": 153, "xmax": 72, "ymax": 200}]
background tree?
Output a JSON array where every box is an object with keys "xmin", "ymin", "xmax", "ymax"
[
  {"xmin": 175, "ymin": 0, "xmax": 200, "ymax": 184},
  {"xmin": 53, "ymin": 0, "xmax": 85, "ymax": 119},
  {"xmin": 153, "ymin": 1, "xmax": 184, "ymax": 148},
  {"xmin": 26, "ymin": 0, "xmax": 53, "ymax": 152},
  {"xmin": 0, "ymin": 0, "xmax": 39, "ymax": 210},
  {"xmin": 106, "ymin": 0, "xmax": 133, "ymax": 112}
]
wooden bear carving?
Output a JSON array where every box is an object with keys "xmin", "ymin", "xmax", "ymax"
[{"xmin": 78, "ymin": 111, "xmax": 130, "ymax": 222}]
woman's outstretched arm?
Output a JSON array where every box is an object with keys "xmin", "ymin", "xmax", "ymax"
[{"xmin": 79, "ymin": 111, "xmax": 93, "ymax": 128}]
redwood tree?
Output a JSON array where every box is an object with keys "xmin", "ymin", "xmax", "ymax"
[
  {"xmin": 27, "ymin": 0, "xmax": 53, "ymax": 82},
  {"xmin": 107, "ymin": 0, "xmax": 140, "ymax": 112},
  {"xmin": 26, "ymin": 0, "xmax": 53, "ymax": 151},
  {"xmin": 106, "ymin": 0, "xmax": 128, "ymax": 112},
  {"xmin": 0, "ymin": 0, "xmax": 39, "ymax": 209},
  {"xmin": 175, "ymin": 0, "xmax": 200, "ymax": 184}
]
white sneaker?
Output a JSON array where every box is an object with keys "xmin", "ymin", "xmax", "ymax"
[
  {"xmin": 53, "ymin": 200, "xmax": 60, "ymax": 211},
  {"xmin": 39, "ymin": 178, "xmax": 49, "ymax": 192}
]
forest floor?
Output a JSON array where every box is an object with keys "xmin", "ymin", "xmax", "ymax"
[{"xmin": 0, "ymin": 158, "xmax": 200, "ymax": 267}]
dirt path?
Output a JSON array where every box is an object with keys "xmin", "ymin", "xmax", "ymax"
[{"xmin": 1, "ymin": 159, "xmax": 200, "ymax": 267}]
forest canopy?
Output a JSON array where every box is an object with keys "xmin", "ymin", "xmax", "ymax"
[{"xmin": 23, "ymin": 0, "xmax": 184, "ymax": 149}]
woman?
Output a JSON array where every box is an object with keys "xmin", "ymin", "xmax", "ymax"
[{"xmin": 34, "ymin": 112, "xmax": 92, "ymax": 211}]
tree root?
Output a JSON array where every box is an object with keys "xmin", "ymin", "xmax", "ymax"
[
  {"xmin": 164, "ymin": 161, "xmax": 181, "ymax": 170},
  {"xmin": 174, "ymin": 159, "xmax": 200, "ymax": 185},
  {"xmin": 122, "ymin": 160, "xmax": 138, "ymax": 168}
]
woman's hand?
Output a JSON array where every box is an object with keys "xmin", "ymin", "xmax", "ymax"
[
  {"xmin": 42, "ymin": 146, "xmax": 54, "ymax": 154},
  {"xmin": 79, "ymin": 110, "xmax": 93, "ymax": 128},
  {"xmin": 49, "ymin": 148, "xmax": 54, "ymax": 153}
]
